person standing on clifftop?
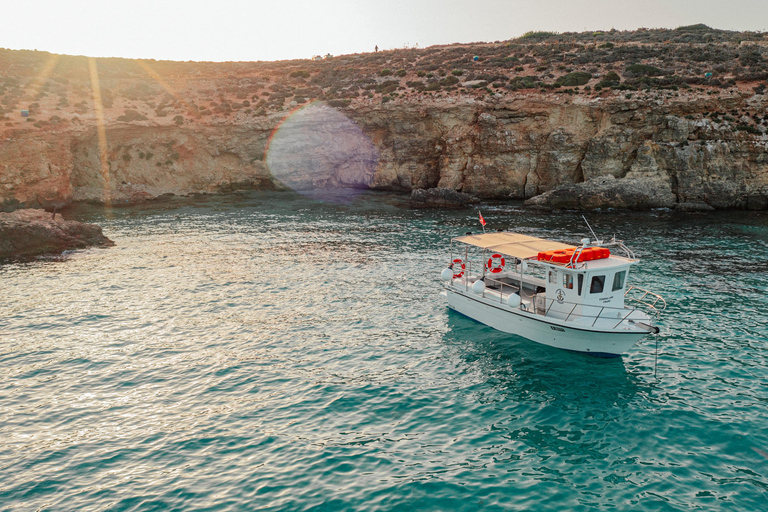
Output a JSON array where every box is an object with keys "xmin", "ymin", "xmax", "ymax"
[{"xmin": 375, "ymin": 45, "xmax": 378, "ymax": 52}]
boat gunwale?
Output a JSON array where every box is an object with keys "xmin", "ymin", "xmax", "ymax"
[{"xmin": 446, "ymin": 284, "xmax": 656, "ymax": 335}]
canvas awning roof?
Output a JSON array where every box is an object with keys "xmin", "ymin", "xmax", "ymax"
[{"xmin": 453, "ymin": 232, "xmax": 575, "ymax": 260}]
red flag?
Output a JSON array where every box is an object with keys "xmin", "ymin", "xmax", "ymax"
[{"xmin": 479, "ymin": 212, "xmax": 486, "ymax": 226}]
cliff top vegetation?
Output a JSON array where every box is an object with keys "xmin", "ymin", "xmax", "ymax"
[{"xmin": 1, "ymin": 24, "xmax": 767, "ymax": 135}]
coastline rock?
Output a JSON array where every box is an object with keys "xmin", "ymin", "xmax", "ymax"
[
  {"xmin": 410, "ymin": 187, "xmax": 479, "ymax": 207},
  {"xmin": 523, "ymin": 175, "xmax": 677, "ymax": 210},
  {"xmin": 674, "ymin": 201, "xmax": 716, "ymax": 212},
  {"xmin": 0, "ymin": 209, "xmax": 114, "ymax": 261}
]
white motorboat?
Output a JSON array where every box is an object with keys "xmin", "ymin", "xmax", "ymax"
[{"xmin": 440, "ymin": 230, "xmax": 665, "ymax": 357}]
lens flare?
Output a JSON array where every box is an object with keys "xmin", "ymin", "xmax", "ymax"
[
  {"xmin": 88, "ymin": 58, "xmax": 111, "ymax": 208},
  {"xmin": 265, "ymin": 101, "xmax": 378, "ymax": 201},
  {"xmin": 12, "ymin": 53, "xmax": 60, "ymax": 111}
]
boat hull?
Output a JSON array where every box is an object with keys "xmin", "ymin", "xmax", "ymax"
[{"xmin": 446, "ymin": 288, "xmax": 648, "ymax": 357}]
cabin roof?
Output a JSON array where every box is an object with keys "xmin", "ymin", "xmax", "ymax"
[{"xmin": 453, "ymin": 231, "xmax": 574, "ymax": 260}]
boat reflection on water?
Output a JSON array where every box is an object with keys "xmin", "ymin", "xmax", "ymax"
[
  {"xmin": 442, "ymin": 310, "xmax": 647, "ymax": 406},
  {"xmin": 441, "ymin": 312, "xmax": 655, "ymax": 466}
]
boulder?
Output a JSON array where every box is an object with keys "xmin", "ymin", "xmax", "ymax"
[
  {"xmin": 0, "ymin": 209, "xmax": 114, "ymax": 261},
  {"xmin": 523, "ymin": 175, "xmax": 677, "ymax": 210}
]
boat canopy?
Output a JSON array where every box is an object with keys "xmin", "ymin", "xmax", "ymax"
[{"xmin": 453, "ymin": 232, "xmax": 574, "ymax": 260}]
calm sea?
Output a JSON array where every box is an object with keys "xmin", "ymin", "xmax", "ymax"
[{"xmin": 1, "ymin": 191, "xmax": 766, "ymax": 511}]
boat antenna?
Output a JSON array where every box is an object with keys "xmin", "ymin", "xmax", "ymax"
[{"xmin": 582, "ymin": 215, "xmax": 600, "ymax": 244}]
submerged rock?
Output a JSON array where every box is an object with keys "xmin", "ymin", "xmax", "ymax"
[
  {"xmin": 410, "ymin": 187, "xmax": 479, "ymax": 207},
  {"xmin": 0, "ymin": 209, "xmax": 114, "ymax": 261}
]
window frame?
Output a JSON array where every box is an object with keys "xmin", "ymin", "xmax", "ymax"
[
  {"xmin": 590, "ymin": 275, "xmax": 606, "ymax": 294},
  {"xmin": 612, "ymin": 270, "xmax": 626, "ymax": 292}
]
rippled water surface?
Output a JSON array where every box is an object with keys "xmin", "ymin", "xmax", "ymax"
[{"xmin": 1, "ymin": 191, "xmax": 767, "ymax": 511}]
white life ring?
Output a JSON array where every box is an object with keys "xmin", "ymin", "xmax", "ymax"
[{"xmin": 486, "ymin": 253, "xmax": 505, "ymax": 274}]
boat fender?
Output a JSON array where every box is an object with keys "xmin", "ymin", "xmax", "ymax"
[
  {"xmin": 441, "ymin": 268, "xmax": 453, "ymax": 281},
  {"xmin": 472, "ymin": 280, "xmax": 486, "ymax": 295},
  {"xmin": 507, "ymin": 293, "xmax": 521, "ymax": 307}
]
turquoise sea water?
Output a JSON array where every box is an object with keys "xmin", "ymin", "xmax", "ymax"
[{"xmin": 1, "ymin": 191, "xmax": 767, "ymax": 511}]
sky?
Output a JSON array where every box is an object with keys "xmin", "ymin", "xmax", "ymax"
[{"xmin": 4, "ymin": 0, "xmax": 768, "ymax": 63}]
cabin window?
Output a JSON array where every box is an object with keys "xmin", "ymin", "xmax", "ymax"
[
  {"xmin": 590, "ymin": 275, "xmax": 606, "ymax": 294},
  {"xmin": 577, "ymin": 274, "xmax": 584, "ymax": 295},
  {"xmin": 549, "ymin": 270, "xmax": 557, "ymax": 284},
  {"xmin": 612, "ymin": 271, "xmax": 626, "ymax": 291},
  {"xmin": 563, "ymin": 273, "xmax": 573, "ymax": 290}
]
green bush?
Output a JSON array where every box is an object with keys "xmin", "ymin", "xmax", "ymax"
[
  {"xmin": 510, "ymin": 76, "xmax": 539, "ymax": 89},
  {"xmin": 737, "ymin": 123, "xmax": 761, "ymax": 134},
  {"xmin": 174, "ymin": 115, "xmax": 184, "ymax": 125},
  {"xmin": 555, "ymin": 72, "xmax": 592, "ymax": 86},
  {"xmin": 675, "ymin": 23, "xmax": 711, "ymax": 31},
  {"xmin": 396, "ymin": 69, "xmax": 406, "ymax": 77},
  {"xmin": 452, "ymin": 69, "xmax": 464, "ymax": 76},
  {"xmin": 425, "ymin": 82, "xmax": 441, "ymax": 91},
  {"xmin": 625, "ymin": 64, "xmax": 664, "ymax": 77},
  {"xmin": 596, "ymin": 71, "xmax": 621, "ymax": 89},
  {"xmin": 290, "ymin": 70, "xmax": 310, "ymax": 79},
  {"xmin": 381, "ymin": 84, "xmax": 398, "ymax": 94},
  {"xmin": 519, "ymin": 31, "xmax": 558, "ymax": 41},
  {"xmin": 379, "ymin": 69, "xmax": 392, "ymax": 76}
]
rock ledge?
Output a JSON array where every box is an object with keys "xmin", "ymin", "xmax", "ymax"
[{"xmin": 0, "ymin": 209, "xmax": 114, "ymax": 261}]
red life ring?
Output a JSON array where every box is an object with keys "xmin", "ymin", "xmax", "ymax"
[
  {"xmin": 452, "ymin": 258, "xmax": 465, "ymax": 279},
  {"xmin": 486, "ymin": 253, "xmax": 505, "ymax": 273}
]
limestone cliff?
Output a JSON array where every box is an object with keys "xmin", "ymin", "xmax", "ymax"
[
  {"xmin": 2, "ymin": 27, "xmax": 768, "ymax": 211},
  {"xmin": 3, "ymin": 93, "xmax": 767, "ymax": 211}
]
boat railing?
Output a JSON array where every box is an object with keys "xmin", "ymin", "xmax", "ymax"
[
  {"xmin": 624, "ymin": 286, "xmax": 667, "ymax": 318},
  {"xmin": 451, "ymin": 271, "xmax": 664, "ymax": 329},
  {"xmin": 603, "ymin": 240, "xmax": 636, "ymax": 260},
  {"xmin": 532, "ymin": 295, "xmax": 660, "ymax": 330}
]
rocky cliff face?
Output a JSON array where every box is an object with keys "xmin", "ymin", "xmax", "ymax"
[
  {"xmin": 2, "ymin": 32, "xmax": 768, "ymax": 211},
  {"xmin": 2, "ymin": 92, "xmax": 767, "ymax": 211}
]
